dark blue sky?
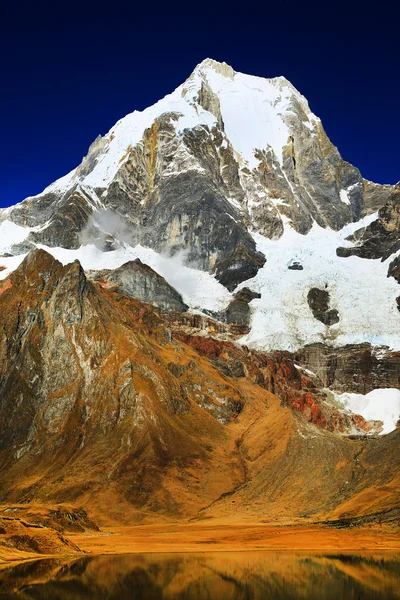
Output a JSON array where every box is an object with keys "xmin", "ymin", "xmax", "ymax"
[{"xmin": 0, "ymin": 1, "xmax": 398, "ymax": 208}]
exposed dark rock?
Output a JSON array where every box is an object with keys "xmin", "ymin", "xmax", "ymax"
[
  {"xmin": 307, "ymin": 288, "xmax": 339, "ymax": 326},
  {"xmin": 93, "ymin": 235, "xmax": 120, "ymax": 252},
  {"xmin": 288, "ymin": 260, "xmax": 303, "ymax": 270},
  {"xmin": 7, "ymin": 241, "xmax": 36, "ymax": 255},
  {"xmin": 8, "ymin": 188, "xmax": 95, "ymax": 254},
  {"xmin": 215, "ymin": 242, "xmax": 266, "ymax": 291},
  {"xmin": 308, "ymin": 288, "xmax": 330, "ymax": 313},
  {"xmin": 363, "ymin": 179, "xmax": 395, "ymax": 213},
  {"xmin": 321, "ymin": 309, "xmax": 339, "ymax": 326},
  {"xmin": 164, "ymin": 310, "xmax": 249, "ymax": 339},
  {"xmin": 195, "ymin": 80, "xmax": 224, "ymax": 129},
  {"xmin": 234, "ymin": 288, "xmax": 261, "ymax": 303}
]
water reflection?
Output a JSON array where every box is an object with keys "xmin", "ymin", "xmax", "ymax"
[{"xmin": 1, "ymin": 551, "xmax": 400, "ymax": 599}]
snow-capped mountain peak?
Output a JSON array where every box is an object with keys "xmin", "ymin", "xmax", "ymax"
[
  {"xmin": 38, "ymin": 59, "xmax": 320, "ymax": 195},
  {"xmin": 0, "ymin": 59, "xmax": 397, "ymax": 359}
]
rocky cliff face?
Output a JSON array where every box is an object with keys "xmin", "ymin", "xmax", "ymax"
[
  {"xmin": 337, "ymin": 183, "xmax": 400, "ymax": 260},
  {"xmin": 296, "ymin": 343, "xmax": 400, "ymax": 394},
  {"xmin": 87, "ymin": 258, "xmax": 188, "ymax": 312},
  {"xmin": 307, "ymin": 288, "xmax": 340, "ymax": 326}
]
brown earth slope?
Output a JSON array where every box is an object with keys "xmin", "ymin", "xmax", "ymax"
[{"xmin": 0, "ymin": 249, "xmax": 398, "ymax": 531}]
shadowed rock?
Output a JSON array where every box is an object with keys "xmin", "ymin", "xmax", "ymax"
[
  {"xmin": 87, "ymin": 259, "xmax": 188, "ymax": 312},
  {"xmin": 388, "ymin": 254, "xmax": 400, "ymax": 283},
  {"xmin": 307, "ymin": 288, "xmax": 339, "ymax": 326},
  {"xmin": 337, "ymin": 183, "xmax": 400, "ymax": 260},
  {"xmin": 295, "ymin": 342, "xmax": 400, "ymax": 393},
  {"xmin": 225, "ymin": 287, "xmax": 261, "ymax": 325}
]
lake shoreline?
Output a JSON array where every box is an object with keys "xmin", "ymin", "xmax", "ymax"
[
  {"xmin": 1, "ymin": 523, "xmax": 399, "ymax": 566},
  {"xmin": 68, "ymin": 523, "xmax": 400, "ymax": 556}
]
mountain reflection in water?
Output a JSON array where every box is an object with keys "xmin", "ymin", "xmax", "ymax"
[{"xmin": 1, "ymin": 551, "xmax": 400, "ymax": 599}]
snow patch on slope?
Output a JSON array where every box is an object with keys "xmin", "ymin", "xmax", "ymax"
[
  {"xmin": 239, "ymin": 214, "xmax": 400, "ymax": 351},
  {"xmin": 332, "ymin": 388, "xmax": 400, "ymax": 435},
  {"xmin": 339, "ymin": 189, "xmax": 351, "ymax": 206},
  {"xmin": 0, "ymin": 220, "xmax": 31, "ymax": 251}
]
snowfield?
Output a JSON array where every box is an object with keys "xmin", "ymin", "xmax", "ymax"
[
  {"xmin": 331, "ymin": 388, "xmax": 400, "ymax": 435},
  {"xmin": 238, "ymin": 216, "xmax": 400, "ymax": 352},
  {"xmin": 1, "ymin": 213, "xmax": 399, "ymax": 353},
  {"xmin": 0, "ymin": 220, "xmax": 34, "ymax": 251}
]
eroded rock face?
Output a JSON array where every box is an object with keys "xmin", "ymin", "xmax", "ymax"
[
  {"xmin": 0, "ymin": 516, "xmax": 82, "ymax": 558},
  {"xmin": 295, "ymin": 343, "xmax": 400, "ymax": 393},
  {"xmin": 87, "ymin": 259, "xmax": 188, "ymax": 312},
  {"xmin": 6, "ymin": 188, "xmax": 95, "ymax": 251},
  {"xmin": 188, "ymin": 287, "xmax": 261, "ymax": 332},
  {"xmin": 307, "ymin": 288, "xmax": 339, "ymax": 326},
  {"xmin": 174, "ymin": 333, "xmax": 376, "ymax": 434},
  {"xmin": 0, "ymin": 250, "xmax": 251, "ymax": 517},
  {"xmin": 337, "ymin": 184, "xmax": 400, "ymax": 259}
]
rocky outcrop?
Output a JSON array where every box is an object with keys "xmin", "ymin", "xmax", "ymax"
[
  {"xmin": 173, "ymin": 333, "xmax": 375, "ymax": 434},
  {"xmin": 0, "ymin": 505, "xmax": 98, "ymax": 533},
  {"xmin": 182, "ymin": 287, "xmax": 261, "ymax": 333},
  {"xmin": 87, "ymin": 258, "xmax": 188, "ymax": 312},
  {"xmin": 164, "ymin": 310, "xmax": 248, "ymax": 338},
  {"xmin": 0, "ymin": 249, "xmax": 250, "ymax": 518},
  {"xmin": 288, "ymin": 259, "xmax": 303, "ymax": 270},
  {"xmin": 388, "ymin": 254, "xmax": 400, "ymax": 283},
  {"xmin": 4, "ymin": 187, "xmax": 96, "ymax": 253},
  {"xmin": 295, "ymin": 343, "xmax": 400, "ymax": 393},
  {"xmin": 0, "ymin": 514, "xmax": 82, "ymax": 560},
  {"xmin": 307, "ymin": 288, "xmax": 339, "ymax": 326},
  {"xmin": 337, "ymin": 183, "xmax": 400, "ymax": 259},
  {"xmin": 225, "ymin": 287, "xmax": 261, "ymax": 325}
]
